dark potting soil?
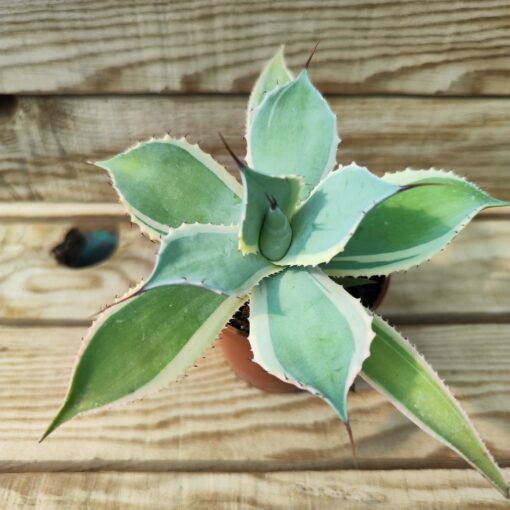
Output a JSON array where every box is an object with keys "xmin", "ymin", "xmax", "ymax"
[{"xmin": 228, "ymin": 275, "xmax": 387, "ymax": 335}]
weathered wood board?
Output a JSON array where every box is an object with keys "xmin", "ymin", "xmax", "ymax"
[
  {"xmin": 1, "ymin": 469, "xmax": 509, "ymax": 510},
  {"xmin": 2, "ymin": 96, "xmax": 510, "ymax": 201},
  {"xmin": 0, "ymin": 324, "xmax": 508, "ymax": 471},
  {"xmin": 1, "ymin": 0, "xmax": 510, "ymax": 95},
  {"xmin": 0, "ymin": 220, "xmax": 155, "ymax": 322}
]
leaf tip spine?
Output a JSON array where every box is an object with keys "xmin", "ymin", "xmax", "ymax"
[
  {"xmin": 304, "ymin": 40, "xmax": 320, "ymax": 69},
  {"xmin": 218, "ymin": 133, "xmax": 246, "ymax": 170}
]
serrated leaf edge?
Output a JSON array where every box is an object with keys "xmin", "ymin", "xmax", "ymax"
[
  {"xmin": 146, "ymin": 222, "xmax": 282, "ymax": 296},
  {"xmin": 246, "ymin": 45, "xmax": 294, "ymax": 132},
  {"xmin": 248, "ymin": 267, "xmax": 375, "ymax": 423},
  {"xmin": 245, "ymin": 70, "xmax": 340, "ymax": 195},
  {"xmin": 42, "ymin": 279, "xmax": 244, "ymax": 440},
  {"xmin": 93, "ymin": 135, "xmax": 244, "ymax": 239},
  {"xmin": 323, "ymin": 168, "xmax": 510, "ymax": 278},
  {"xmin": 361, "ymin": 312, "xmax": 509, "ymax": 498},
  {"xmin": 273, "ymin": 163, "xmax": 400, "ymax": 267}
]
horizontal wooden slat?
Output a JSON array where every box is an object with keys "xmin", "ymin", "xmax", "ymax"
[
  {"xmin": 1, "ymin": 215, "xmax": 509, "ymax": 322},
  {"xmin": 0, "ymin": 202, "xmax": 127, "ymax": 222},
  {"xmin": 1, "ymin": 469, "xmax": 508, "ymax": 509},
  {"xmin": 380, "ymin": 221, "xmax": 510, "ymax": 319},
  {"xmin": 2, "ymin": 96, "xmax": 510, "ymax": 202},
  {"xmin": 0, "ymin": 324, "xmax": 508, "ymax": 472},
  {"xmin": 1, "ymin": 1, "xmax": 510, "ymax": 95},
  {"xmin": 0, "ymin": 219, "xmax": 154, "ymax": 322}
]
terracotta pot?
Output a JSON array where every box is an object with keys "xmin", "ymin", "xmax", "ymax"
[
  {"xmin": 218, "ymin": 325, "xmax": 299, "ymax": 393},
  {"xmin": 217, "ymin": 277, "xmax": 391, "ymax": 393}
]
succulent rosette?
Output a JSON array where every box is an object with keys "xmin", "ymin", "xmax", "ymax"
[{"xmin": 44, "ymin": 47, "xmax": 509, "ymax": 497}]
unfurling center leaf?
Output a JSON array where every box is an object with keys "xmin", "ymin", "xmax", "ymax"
[{"xmin": 258, "ymin": 199, "xmax": 293, "ymax": 261}]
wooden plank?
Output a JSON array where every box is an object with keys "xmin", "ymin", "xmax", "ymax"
[
  {"xmin": 379, "ymin": 221, "xmax": 510, "ymax": 319},
  {"xmin": 0, "ymin": 219, "xmax": 155, "ymax": 322},
  {"xmin": 3, "ymin": 96, "xmax": 510, "ymax": 202},
  {"xmin": 0, "ymin": 470, "xmax": 509, "ymax": 509},
  {"xmin": 0, "ymin": 202, "xmax": 127, "ymax": 222},
  {"xmin": 1, "ymin": 215, "xmax": 509, "ymax": 322},
  {"xmin": 1, "ymin": 1, "xmax": 510, "ymax": 95},
  {"xmin": 0, "ymin": 324, "xmax": 508, "ymax": 471}
]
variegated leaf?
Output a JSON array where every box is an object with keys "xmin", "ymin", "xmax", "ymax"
[
  {"xmin": 247, "ymin": 46, "xmax": 293, "ymax": 128},
  {"xmin": 247, "ymin": 70, "xmax": 339, "ymax": 201},
  {"xmin": 323, "ymin": 169, "xmax": 510, "ymax": 277},
  {"xmin": 274, "ymin": 164, "xmax": 401, "ymax": 267},
  {"xmin": 144, "ymin": 224, "xmax": 281, "ymax": 296},
  {"xmin": 239, "ymin": 166, "xmax": 301, "ymax": 254},
  {"xmin": 362, "ymin": 315, "xmax": 509, "ymax": 498},
  {"xmin": 42, "ymin": 286, "xmax": 243, "ymax": 440},
  {"xmin": 250, "ymin": 267, "xmax": 374, "ymax": 422},
  {"xmin": 95, "ymin": 137, "xmax": 243, "ymax": 238}
]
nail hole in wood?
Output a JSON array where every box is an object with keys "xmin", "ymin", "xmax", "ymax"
[
  {"xmin": 0, "ymin": 95, "xmax": 18, "ymax": 119},
  {"xmin": 52, "ymin": 227, "xmax": 119, "ymax": 269}
]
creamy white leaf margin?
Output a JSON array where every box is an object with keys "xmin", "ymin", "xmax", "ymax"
[
  {"xmin": 323, "ymin": 168, "xmax": 510, "ymax": 277},
  {"xmin": 144, "ymin": 223, "xmax": 282, "ymax": 296},
  {"xmin": 249, "ymin": 267, "xmax": 374, "ymax": 422},
  {"xmin": 41, "ymin": 282, "xmax": 244, "ymax": 440},
  {"xmin": 274, "ymin": 165, "xmax": 401, "ymax": 267},
  {"xmin": 362, "ymin": 314, "xmax": 509, "ymax": 498},
  {"xmin": 246, "ymin": 71, "xmax": 339, "ymax": 198},
  {"xmin": 95, "ymin": 135, "xmax": 243, "ymax": 240},
  {"xmin": 246, "ymin": 45, "xmax": 294, "ymax": 130}
]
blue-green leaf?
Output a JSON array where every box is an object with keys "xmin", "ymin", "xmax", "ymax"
[
  {"xmin": 144, "ymin": 224, "xmax": 281, "ymax": 296},
  {"xmin": 247, "ymin": 46, "xmax": 293, "ymax": 128},
  {"xmin": 323, "ymin": 169, "xmax": 510, "ymax": 277},
  {"xmin": 95, "ymin": 137, "xmax": 242, "ymax": 238},
  {"xmin": 250, "ymin": 267, "xmax": 374, "ymax": 422},
  {"xmin": 274, "ymin": 164, "xmax": 401, "ymax": 267},
  {"xmin": 42, "ymin": 286, "xmax": 243, "ymax": 440},
  {"xmin": 247, "ymin": 70, "xmax": 339, "ymax": 201},
  {"xmin": 363, "ymin": 315, "xmax": 509, "ymax": 498},
  {"xmin": 239, "ymin": 166, "xmax": 301, "ymax": 255}
]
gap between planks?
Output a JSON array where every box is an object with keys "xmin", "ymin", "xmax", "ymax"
[
  {"xmin": 0, "ymin": 202, "xmax": 509, "ymax": 222},
  {"xmin": 6, "ymin": 313, "xmax": 510, "ymax": 329}
]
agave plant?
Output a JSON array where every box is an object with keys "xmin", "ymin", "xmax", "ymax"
[{"xmin": 43, "ymin": 47, "xmax": 509, "ymax": 497}]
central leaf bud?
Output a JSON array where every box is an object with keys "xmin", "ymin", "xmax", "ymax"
[{"xmin": 259, "ymin": 200, "xmax": 293, "ymax": 261}]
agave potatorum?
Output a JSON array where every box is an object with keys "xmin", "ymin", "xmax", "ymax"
[{"xmin": 43, "ymin": 47, "xmax": 509, "ymax": 497}]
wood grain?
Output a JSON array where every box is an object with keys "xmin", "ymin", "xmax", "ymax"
[
  {"xmin": 0, "ymin": 220, "xmax": 155, "ymax": 322},
  {"xmin": 1, "ymin": 1, "xmax": 510, "ymax": 95},
  {"xmin": 1, "ymin": 469, "xmax": 509, "ymax": 509},
  {"xmin": 2, "ymin": 95, "xmax": 510, "ymax": 202},
  {"xmin": 379, "ymin": 221, "xmax": 510, "ymax": 319},
  {"xmin": 1, "ymin": 215, "xmax": 509, "ymax": 322},
  {"xmin": 0, "ymin": 324, "xmax": 508, "ymax": 472}
]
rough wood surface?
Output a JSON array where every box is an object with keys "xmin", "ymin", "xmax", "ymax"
[
  {"xmin": 0, "ymin": 324, "xmax": 508, "ymax": 471},
  {"xmin": 0, "ymin": 220, "xmax": 155, "ymax": 322},
  {"xmin": 1, "ymin": 1, "xmax": 510, "ymax": 95},
  {"xmin": 2, "ymin": 95, "xmax": 510, "ymax": 202},
  {"xmin": 0, "ymin": 202, "xmax": 127, "ymax": 222},
  {"xmin": 1, "ymin": 469, "xmax": 509, "ymax": 509},
  {"xmin": 379, "ymin": 220, "xmax": 510, "ymax": 320},
  {"xmin": 0, "ymin": 215, "xmax": 508, "ymax": 322}
]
